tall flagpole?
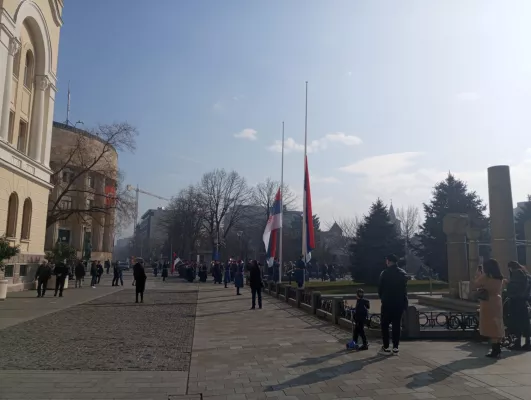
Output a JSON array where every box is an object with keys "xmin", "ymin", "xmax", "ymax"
[
  {"xmin": 279, "ymin": 121, "xmax": 285, "ymax": 282},
  {"xmin": 302, "ymin": 81, "xmax": 308, "ymax": 285}
]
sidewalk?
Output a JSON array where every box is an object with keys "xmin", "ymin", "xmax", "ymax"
[{"xmin": 189, "ymin": 282, "xmax": 531, "ymax": 400}]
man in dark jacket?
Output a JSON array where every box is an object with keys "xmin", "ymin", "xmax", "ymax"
[
  {"xmin": 74, "ymin": 261, "xmax": 85, "ymax": 288},
  {"xmin": 249, "ymin": 260, "xmax": 263, "ymax": 309},
  {"xmin": 378, "ymin": 254, "xmax": 408, "ymax": 356},
  {"xmin": 35, "ymin": 261, "xmax": 52, "ymax": 297},
  {"xmin": 353, "ymin": 289, "xmax": 370, "ymax": 350},
  {"xmin": 53, "ymin": 262, "xmax": 69, "ymax": 297},
  {"xmin": 90, "ymin": 262, "xmax": 98, "ymax": 288},
  {"xmin": 105, "ymin": 259, "xmax": 111, "ymax": 274}
]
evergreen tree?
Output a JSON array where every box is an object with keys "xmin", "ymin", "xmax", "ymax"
[
  {"xmin": 350, "ymin": 199, "xmax": 403, "ymax": 284},
  {"xmin": 415, "ymin": 173, "xmax": 487, "ymax": 281},
  {"xmin": 514, "ymin": 195, "xmax": 531, "ymax": 264}
]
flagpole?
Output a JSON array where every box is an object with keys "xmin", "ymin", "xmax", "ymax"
[
  {"xmin": 279, "ymin": 121, "xmax": 285, "ymax": 283},
  {"xmin": 302, "ymin": 81, "xmax": 308, "ymax": 285}
]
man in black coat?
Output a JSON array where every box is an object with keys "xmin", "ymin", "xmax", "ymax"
[
  {"xmin": 249, "ymin": 260, "xmax": 263, "ymax": 310},
  {"xmin": 35, "ymin": 262, "xmax": 52, "ymax": 297},
  {"xmin": 53, "ymin": 262, "xmax": 69, "ymax": 297},
  {"xmin": 74, "ymin": 261, "xmax": 85, "ymax": 288},
  {"xmin": 378, "ymin": 254, "xmax": 408, "ymax": 356}
]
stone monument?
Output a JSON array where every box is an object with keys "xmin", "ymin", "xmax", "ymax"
[
  {"xmin": 488, "ymin": 165, "xmax": 517, "ymax": 277},
  {"xmin": 443, "ymin": 213, "xmax": 469, "ymax": 297}
]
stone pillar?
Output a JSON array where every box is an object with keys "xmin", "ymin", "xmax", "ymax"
[
  {"xmin": 43, "ymin": 84, "xmax": 57, "ymax": 167},
  {"xmin": 91, "ymin": 177, "xmax": 105, "ymax": 252},
  {"xmin": 102, "ymin": 210, "xmax": 115, "ymax": 253},
  {"xmin": 524, "ymin": 220, "xmax": 531, "ymax": 268},
  {"xmin": 29, "ymin": 76, "xmax": 49, "ymax": 162},
  {"xmin": 0, "ymin": 38, "xmax": 19, "ymax": 141},
  {"xmin": 467, "ymin": 227, "xmax": 481, "ymax": 286},
  {"xmin": 488, "ymin": 165, "xmax": 517, "ymax": 277},
  {"xmin": 443, "ymin": 213, "xmax": 469, "ymax": 298}
]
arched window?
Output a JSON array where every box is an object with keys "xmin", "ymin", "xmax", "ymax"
[
  {"xmin": 13, "ymin": 50, "xmax": 20, "ymax": 78},
  {"xmin": 23, "ymin": 50, "xmax": 34, "ymax": 89},
  {"xmin": 5, "ymin": 192, "xmax": 19, "ymax": 238},
  {"xmin": 20, "ymin": 198, "xmax": 32, "ymax": 240}
]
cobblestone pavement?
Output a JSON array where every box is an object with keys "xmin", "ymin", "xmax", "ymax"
[{"xmin": 189, "ymin": 283, "xmax": 531, "ymax": 400}]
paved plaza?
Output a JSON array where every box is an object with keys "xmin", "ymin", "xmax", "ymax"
[{"xmin": 1, "ymin": 275, "xmax": 531, "ymax": 399}]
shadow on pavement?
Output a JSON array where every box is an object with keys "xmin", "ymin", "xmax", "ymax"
[
  {"xmin": 406, "ymin": 342, "xmax": 520, "ymax": 388},
  {"xmin": 266, "ymin": 355, "xmax": 386, "ymax": 391},
  {"xmin": 196, "ymin": 309, "xmax": 254, "ymax": 318},
  {"xmin": 288, "ymin": 350, "xmax": 346, "ymax": 368}
]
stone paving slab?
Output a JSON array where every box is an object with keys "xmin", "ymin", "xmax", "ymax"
[{"xmin": 189, "ymin": 282, "xmax": 531, "ymax": 400}]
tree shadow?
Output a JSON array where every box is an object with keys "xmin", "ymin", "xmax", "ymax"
[
  {"xmin": 265, "ymin": 355, "xmax": 386, "ymax": 391},
  {"xmin": 406, "ymin": 341, "xmax": 520, "ymax": 389}
]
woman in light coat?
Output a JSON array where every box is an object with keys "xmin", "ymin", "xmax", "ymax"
[{"xmin": 475, "ymin": 258, "xmax": 505, "ymax": 358}]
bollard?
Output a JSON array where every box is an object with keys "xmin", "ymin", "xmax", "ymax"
[
  {"xmin": 402, "ymin": 305, "xmax": 420, "ymax": 339},
  {"xmin": 312, "ymin": 291, "xmax": 321, "ymax": 315},
  {"xmin": 332, "ymin": 298, "xmax": 342, "ymax": 325},
  {"xmin": 296, "ymin": 288, "xmax": 304, "ymax": 308},
  {"xmin": 275, "ymin": 283, "xmax": 282, "ymax": 299},
  {"xmin": 284, "ymin": 285, "xmax": 290, "ymax": 302}
]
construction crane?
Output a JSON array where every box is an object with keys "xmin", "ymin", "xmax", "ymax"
[{"xmin": 126, "ymin": 184, "xmax": 170, "ymax": 233}]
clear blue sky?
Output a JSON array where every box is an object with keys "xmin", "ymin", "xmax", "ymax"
[{"xmin": 55, "ymin": 0, "xmax": 531, "ymax": 234}]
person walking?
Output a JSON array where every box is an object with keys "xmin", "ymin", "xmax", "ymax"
[
  {"xmin": 475, "ymin": 259, "xmax": 505, "ymax": 358},
  {"xmin": 96, "ymin": 262, "xmax": 104, "ymax": 284},
  {"xmin": 90, "ymin": 261, "xmax": 98, "ymax": 288},
  {"xmin": 35, "ymin": 261, "xmax": 52, "ymax": 297},
  {"xmin": 74, "ymin": 261, "xmax": 85, "ymax": 288},
  {"xmin": 506, "ymin": 261, "xmax": 531, "ymax": 351},
  {"xmin": 353, "ymin": 289, "xmax": 370, "ymax": 350},
  {"xmin": 161, "ymin": 262, "xmax": 169, "ymax": 282},
  {"xmin": 234, "ymin": 260, "xmax": 244, "ymax": 295},
  {"xmin": 133, "ymin": 262, "xmax": 147, "ymax": 303},
  {"xmin": 223, "ymin": 262, "xmax": 231, "ymax": 288},
  {"xmin": 249, "ymin": 260, "xmax": 263, "ymax": 309},
  {"xmin": 378, "ymin": 254, "xmax": 408, "ymax": 356},
  {"xmin": 53, "ymin": 262, "xmax": 68, "ymax": 297},
  {"xmin": 105, "ymin": 259, "xmax": 111, "ymax": 274}
]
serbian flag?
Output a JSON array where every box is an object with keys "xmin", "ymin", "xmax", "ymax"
[
  {"xmin": 263, "ymin": 188, "xmax": 282, "ymax": 267},
  {"xmin": 302, "ymin": 156, "xmax": 315, "ymax": 263}
]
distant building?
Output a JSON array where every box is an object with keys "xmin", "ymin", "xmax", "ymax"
[
  {"xmin": 389, "ymin": 204, "xmax": 402, "ymax": 234},
  {"xmin": 136, "ymin": 208, "xmax": 169, "ymax": 259},
  {"xmin": 514, "ymin": 201, "xmax": 530, "ymax": 218}
]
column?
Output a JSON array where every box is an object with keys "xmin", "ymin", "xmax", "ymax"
[
  {"xmin": 42, "ymin": 84, "xmax": 56, "ymax": 167},
  {"xmin": 443, "ymin": 213, "xmax": 469, "ymax": 298},
  {"xmin": 467, "ymin": 227, "xmax": 481, "ymax": 291},
  {"xmin": 488, "ymin": 165, "xmax": 517, "ymax": 277},
  {"xmin": 91, "ymin": 176, "xmax": 105, "ymax": 252},
  {"xmin": 29, "ymin": 75, "xmax": 49, "ymax": 162},
  {"xmin": 0, "ymin": 38, "xmax": 20, "ymax": 141},
  {"xmin": 102, "ymin": 209, "xmax": 115, "ymax": 253}
]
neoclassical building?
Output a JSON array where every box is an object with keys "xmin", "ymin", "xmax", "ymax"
[
  {"xmin": 45, "ymin": 122, "xmax": 117, "ymax": 263},
  {"xmin": 0, "ymin": 0, "xmax": 63, "ymax": 290}
]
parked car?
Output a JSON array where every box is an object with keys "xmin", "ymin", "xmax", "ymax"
[{"xmin": 117, "ymin": 261, "xmax": 130, "ymax": 271}]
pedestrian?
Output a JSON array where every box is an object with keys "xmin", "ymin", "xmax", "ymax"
[
  {"xmin": 112, "ymin": 262, "xmax": 120, "ymax": 286},
  {"xmin": 506, "ymin": 261, "xmax": 531, "ymax": 351},
  {"xmin": 35, "ymin": 261, "xmax": 52, "ymax": 297},
  {"xmin": 249, "ymin": 260, "xmax": 263, "ymax": 309},
  {"xmin": 378, "ymin": 254, "xmax": 408, "ymax": 356},
  {"xmin": 96, "ymin": 262, "xmax": 103, "ymax": 284},
  {"xmin": 161, "ymin": 262, "xmax": 168, "ymax": 282},
  {"xmin": 475, "ymin": 259, "xmax": 505, "ymax": 358},
  {"xmin": 153, "ymin": 261, "xmax": 159, "ymax": 277},
  {"xmin": 133, "ymin": 262, "xmax": 147, "ymax": 303},
  {"xmin": 90, "ymin": 261, "xmax": 98, "ymax": 288},
  {"xmin": 105, "ymin": 259, "xmax": 111, "ymax": 274},
  {"xmin": 223, "ymin": 261, "xmax": 231, "ymax": 288},
  {"xmin": 353, "ymin": 289, "xmax": 370, "ymax": 350},
  {"xmin": 53, "ymin": 262, "xmax": 68, "ymax": 297},
  {"xmin": 74, "ymin": 260, "xmax": 85, "ymax": 288},
  {"xmin": 234, "ymin": 260, "xmax": 244, "ymax": 295}
]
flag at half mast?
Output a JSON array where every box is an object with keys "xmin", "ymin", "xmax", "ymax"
[
  {"xmin": 263, "ymin": 188, "xmax": 282, "ymax": 267},
  {"xmin": 302, "ymin": 156, "xmax": 315, "ymax": 263}
]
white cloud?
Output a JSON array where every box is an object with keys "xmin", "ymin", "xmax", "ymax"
[
  {"xmin": 212, "ymin": 101, "xmax": 223, "ymax": 112},
  {"xmin": 312, "ymin": 176, "xmax": 341, "ymax": 184},
  {"xmin": 234, "ymin": 128, "xmax": 257, "ymax": 141},
  {"xmin": 340, "ymin": 152, "xmax": 422, "ymax": 176},
  {"xmin": 268, "ymin": 132, "xmax": 362, "ymax": 153},
  {"xmin": 456, "ymin": 92, "xmax": 480, "ymax": 102}
]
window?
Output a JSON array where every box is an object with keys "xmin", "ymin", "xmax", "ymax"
[
  {"xmin": 20, "ymin": 198, "xmax": 32, "ymax": 240},
  {"xmin": 5, "ymin": 192, "xmax": 19, "ymax": 237},
  {"xmin": 13, "ymin": 50, "xmax": 20, "ymax": 78},
  {"xmin": 88, "ymin": 175, "xmax": 95, "ymax": 189},
  {"xmin": 17, "ymin": 120, "xmax": 27, "ymax": 154},
  {"xmin": 87, "ymin": 199, "xmax": 94, "ymax": 210},
  {"xmin": 62, "ymin": 170, "xmax": 71, "ymax": 183},
  {"xmin": 19, "ymin": 265, "xmax": 27, "ymax": 277},
  {"xmin": 7, "ymin": 111, "xmax": 14, "ymax": 143},
  {"xmin": 23, "ymin": 50, "xmax": 34, "ymax": 89},
  {"xmin": 59, "ymin": 196, "xmax": 72, "ymax": 210},
  {"xmin": 4, "ymin": 265, "xmax": 14, "ymax": 278},
  {"xmin": 58, "ymin": 229, "xmax": 71, "ymax": 244}
]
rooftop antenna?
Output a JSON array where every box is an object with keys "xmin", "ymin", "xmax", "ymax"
[{"xmin": 65, "ymin": 80, "xmax": 71, "ymax": 126}]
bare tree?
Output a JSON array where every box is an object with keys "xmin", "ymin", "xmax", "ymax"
[
  {"xmin": 198, "ymin": 169, "xmax": 252, "ymax": 251},
  {"xmin": 395, "ymin": 205, "xmax": 421, "ymax": 245},
  {"xmin": 328, "ymin": 216, "xmax": 360, "ymax": 257},
  {"xmin": 47, "ymin": 122, "xmax": 138, "ymax": 230},
  {"xmin": 252, "ymin": 178, "xmax": 297, "ymax": 220}
]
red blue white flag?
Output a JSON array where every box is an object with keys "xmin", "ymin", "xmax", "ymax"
[
  {"xmin": 263, "ymin": 188, "xmax": 282, "ymax": 267},
  {"xmin": 302, "ymin": 156, "xmax": 315, "ymax": 263}
]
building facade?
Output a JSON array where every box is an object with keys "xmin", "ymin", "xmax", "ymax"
[
  {"xmin": 45, "ymin": 122, "xmax": 118, "ymax": 263},
  {"xmin": 136, "ymin": 208, "xmax": 168, "ymax": 260},
  {"xmin": 0, "ymin": 0, "xmax": 63, "ymax": 290}
]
